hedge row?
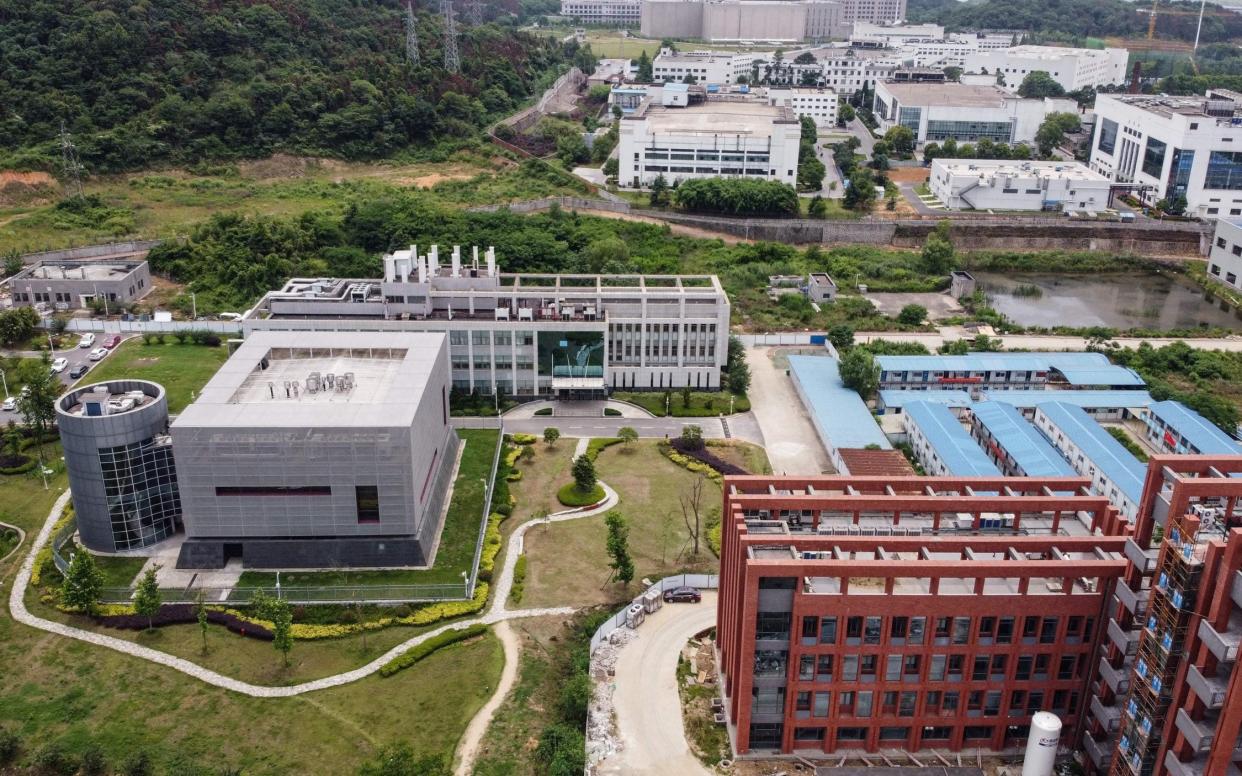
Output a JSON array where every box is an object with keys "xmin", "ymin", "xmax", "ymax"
[
  {"xmin": 93, "ymin": 604, "xmax": 273, "ymax": 641},
  {"xmin": 584, "ymin": 437, "xmax": 622, "ymax": 462},
  {"xmin": 510, "ymin": 433, "xmax": 538, "ymax": 445},
  {"xmin": 510, "ymin": 555, "xmax": 528, "ymax": 605},
  {"xmin": 557, "ymin": 482, "xmax": 605, "ymax": 507},
  {"xmin": 379, "ymin": 623, "xmax": 490, "ymax": 677},
  {"xmin": 670, "ymin": 438, "xmax": 750, "ymax": 476},
  {"xmin": 660, "ymin": 446, "xmax": 722, "ymax": 484}
]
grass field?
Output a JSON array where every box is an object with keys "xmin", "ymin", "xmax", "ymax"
[
  {"xmin": 82, "ymin": 339, "xmax": 229, "ymax": 412},
  {"xmin": 517, "ymin": 440, "xmax": 721, "ymax": 609},
  {"xmin": 612, "ymin": 390, "xmax": 750, "ymax": 417},
  {"xmin": 238, "ymin": 428, "xmax": 501, "ymax": 589}
]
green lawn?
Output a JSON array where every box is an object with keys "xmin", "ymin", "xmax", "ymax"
[
  {"xmin": 238, "ymin": 428, "xmax": 501, "ymax": 589},
  {"xmin": 91, "ymin": 551, "xmax": 147, "ymax": 588},
  {"xmin": 83, "ymin": 339, "xmax": 229, "ymax": 412},
  {"xmin": 613, "ymin": 390, "xmax": 749, "ymax": 417}
]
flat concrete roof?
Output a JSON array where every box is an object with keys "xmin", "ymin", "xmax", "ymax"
[
  {"xmin": 879, "ymin": 81, "xmax": 1012, "ymax": 107},
  {"xmin": 20, "ymin": 261, "xmax": 144, "ymax": 282},
  {"xmin": 173, "ymin": 331, "xmax": 445, "ymax": 429},
  {"xmin": 637, "ymin": 101, "xmax": 796, "ymax": 132},
  {"xmin": 934, "ymin": 159, "xmax": 1109, "ymax": 182}
]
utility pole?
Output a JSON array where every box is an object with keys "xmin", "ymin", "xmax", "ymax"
[
  {"xmin": 405, "ymin": 0, "xmax": 420, "ymax": 66},
  {"xmin": 441, "ymin": 0, "xmax": 460, "ymax": 74},
  {"xmin": 58, "ymin": 122, "xmax": 84, "ymax": 199}
]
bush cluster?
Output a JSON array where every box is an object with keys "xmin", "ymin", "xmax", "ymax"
[
  {"xmin": 556, "ymin": 482, "xmax": 606, "ymax": 507},
  {"xmin": 378, "ymin": 623, "xmax": 489, "ymax": 677},
  {"xmin": 94, "ymin": 604, "xmax": 273, "ymax": 641},
  {"xmin": 510, "ymin": 555, "xmax": 528, "ymax": 605},
  {"xmin": 669, "ymin": 438, "xmax": 751, "ymax": 476}
]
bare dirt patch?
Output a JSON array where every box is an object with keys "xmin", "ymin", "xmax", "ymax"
[
  {"xmin": 0, "ymin": 171, "xmax": 59, "ymax": 207},
  {"xmin": 886, "ymin": 166, "xmax": 929, "ymax": 184},
  {"xmin": 238, "ymin": 154, "xmax": 341, "ymax": 181},
  {"xmin": 577, "ymin": 208, "xmax": 753, "ymax": 244}
]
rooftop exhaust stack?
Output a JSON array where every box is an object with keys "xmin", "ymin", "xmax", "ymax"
[
  {"xmin": 451, "ymin": 246, "xmax": 461, "ymax": 278},
  {"xmin": 429, "ymin": 245, "xmax": 440, "ymax": 278},
  {"xmin": 1020, "ymin": 711, "xmax": 1061, "ymax": 776},
  {"xmin": 486, "ymin": 246, "xmax": 496, "ymax": 276},
  {"xmin": 417, "ymin": 248, "xmax": 428, "ymax": 284}
]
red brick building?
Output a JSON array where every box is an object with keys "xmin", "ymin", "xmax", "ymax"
[{"xmin": 717, "ymin": 474, "xmax": 1132, "ymax": 757}]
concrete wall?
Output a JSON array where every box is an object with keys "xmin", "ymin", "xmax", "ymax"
[{"xmin": 641, "ymin": 0, "xmax": 704, "ymax": 38}]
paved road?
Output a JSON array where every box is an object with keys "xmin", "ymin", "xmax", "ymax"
[
  {"xmin": 595, "ymin": 593, "xmax": 717, "ymax": 776},
  {"xmin": 2, "ymin": 333, "xmax": 129, "ymax": 398},
  {"xmin": 744, "ymin": 347, "xmax": 833, "ymax": 475},
  {"xmin": 900, "ymin": 183, "xmax": 938, "ymax": 215},
  {"xmin": 847, "ymin": 116, "xmax": 876, "ymax": 157}
]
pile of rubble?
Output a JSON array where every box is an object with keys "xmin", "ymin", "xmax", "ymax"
[{"xmin": 585, "ymin": 628, "xmax": 635, "ymax": 767}]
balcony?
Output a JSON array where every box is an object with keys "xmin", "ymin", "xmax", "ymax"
[
  {"xmin": 1186, "ymin": 663, "xmax": 1228, "ymax": 709},
  {"xmin": 1174, "ymin": 707, "xmax": 1216, "ymax": 753},
  {"xmin": 1125, "ymin": 538, "xmax": 1157, "ymax": 573},
  {"xmin": 1116, "ymin": 577, "xmax": 1151, "ymax": 617},
  {"xmin": 1233, "ymin": 570, "xmax": 1242, "ymax": 610},
  {"xmin": 1164, "ymin": 751, "xmax": 1206, "ymax": 776},
  {"xmin": 1198, "ymin": 618, "xmax": 1240, "ymax": 663},
  {"xmin": 1098, "ymin": 656, "xmax": 1131, "ymax": 695},
  {"xmin": 1083, "ymin": 733, "xmax": 1115, "ymax": 770},
  {"xmin": 1108, "ymin": 617, "xmax": 1139, "ymax": 656},
  {"xmin": 1090, "ymin": 695, "xmax": 1121, "ymax": 733}
]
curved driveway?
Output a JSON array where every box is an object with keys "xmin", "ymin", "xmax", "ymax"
[{"xmin": 595, "ymin": 592, "xmax": 717, "ymax": 776}]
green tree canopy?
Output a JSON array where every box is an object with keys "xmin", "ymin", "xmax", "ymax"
[{"xmin": 839, "ymin": 348, "xmax": 880, "ymax": 399}]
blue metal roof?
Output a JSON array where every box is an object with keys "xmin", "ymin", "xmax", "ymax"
[
  {"xmin": 903, "ymin": 401, "xmax": 1001, "ymax": 477},
  {"xmin": 970, "ymin": 402, "xmax": 1076, "ymax": 477},
  {"xmin": 788, "ymin": 356, "xmax": 891, "ymax": 451},
  {"xmin": 1147, "ymin": 400, "xmax": 1242, "ymax": 455},
  {"xmin": 875, "ymin": 352, "xmax": 1146, "ymax": 387},
  {"xmin": 878, "ymin": 389, "xmax": 1154, "ymax": 412},
  {"xmin": 1035, "ymin": 402, "xmax": 1146, "ymax": 505}
]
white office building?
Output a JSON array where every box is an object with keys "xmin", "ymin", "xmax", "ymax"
[
  {"xmin": 560, "ymin": 0, "xmax": 641, "ymax": 24},
  {"xmin": 781, "ymin": 46, "xmax": 898, "ymax": 92},
  {"xmin": 929, "ymin": 159, "xmax": 1111, "ymax": 213},
  {"xmin": 618, "ymin": 99, "xmax": 802, "ymax": 187},
  {"xmin": 1088, "ymin": 89, "xmax": 1242, "ymax": 217},
  {"xmin": 640, "ymin": 0, "xmax": 847, "ymax": 42},
  {"xmin": 965, "ymin": 45, "xmax": 1129, "ymax": 93},
  {"xmin": 874, "ymin": 81, "xmax": 1078, "ymax": 145},
  {"xmin": 767, "ymin": 87, "xmax": 840, "ymax": 126},
  {"xmin": 1207, "ymin": 217, "xmax": 1242, "ymax": 291},
  {"xmin": 652, "ymin": 50, "xmax": 758, "ymax": 84},
  {"xmin": 849, "ymin": 22, "xmax": 944, "ymax": 47},
  {"xmin": 244, "ymin": 246, "xmax": 732, "ymax": 396}
]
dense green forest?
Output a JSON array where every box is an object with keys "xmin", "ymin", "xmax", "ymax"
[
  {"xmin": 0, "ymin": 0, "xmax": 593, "ymax": 173},
  {"xmin": 907, "ymin": 0, "xmax": 1242, "ymax": 43}
]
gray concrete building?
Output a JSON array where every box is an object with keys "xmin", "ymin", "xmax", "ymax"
[
  {"xmin": 57, "ymin": 380, "xmax": 181, "ymax": 552},
  {"xmin": 244, "ymin": 245, "xmax": 731, "ymax": 395},
  {"xmin": 10, "ymin": 259, "xmax": 152, "ymax": 311},
  {"xmin": 171, "ymin": 331, "xmax": 457, "ymax": 569}
]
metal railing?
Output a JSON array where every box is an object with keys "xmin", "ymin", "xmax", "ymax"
[{"xmin": 588, "ymin": 572, "xmax": 719, "ymax": 654}]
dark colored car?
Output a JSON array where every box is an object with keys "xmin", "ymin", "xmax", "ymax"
[
  {"xmin": 663, "ymin": 586, "xmax": 701, "ymax": 603},
  {"xmin": 68, "ymin": 364, "xmax": 90, "ymax": 379},
  {"xmin": 103, "ymin": 335, "xmax": 121, "ymax": 349}
]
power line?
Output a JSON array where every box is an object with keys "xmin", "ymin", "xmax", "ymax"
[
  {"xmin": 405, "ymin": 0, "xmax": 420, "ymax": 66},
  {"xmin": 441, "ymin": 0, "xmax": 460, "ymax": 73},
  {"xmin": 58, "ymin": 122, "xmax": 84, "ymax": 199}
]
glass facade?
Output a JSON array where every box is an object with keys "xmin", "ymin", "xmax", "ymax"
[
  {"xmin": 1097, "ymin": 118, "xmax": 1118, "ymax": 155},
  {"xmin": 1167, "ymin": 148, "xmax": 1195, "ymax": 197},
  {"xmin": 898, "ymin": 107, "xmax": 921, "ymax": 132},
  {"xmin": 925, "ymin": 120, "xmax": 1013, "ymax": 143},
  {"xmin": 98, "ymin": 438, "xmax": 180, "ymax": 549},
  {"xmin": 1141, "ymin": 137, "xmax": 1167, "ymax": 179},
  {"xmin": 1205, "ymin": 150, "xmax": 1242, "ymax": 190},
  {"xmin": 537, "ymin": 331, "xmax": 604, "ymax": 378}
]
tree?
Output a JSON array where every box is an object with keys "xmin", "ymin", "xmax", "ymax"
[
  {"xmin": 827, "ymin": 324, "xmax": 854, "ymax": 351},
  {"xmin": 681, "ymin": 384, "xmax": 692, "ymax": 409},
  {"xmin": 572, "ymin": 453, "xmax": 596, "ymax": 493},
  {"xmin": 1035, "ymin": 112, "xmax": 1081, "ymax": 157},
  {"xmin": 584, "ymin": 236, "xmax": 629, "ymax": 273},
  {"xmin": 921, "ymin": 234, "xmax": 955, "ymax": 275},
  {"xmin": 133, "ymin": 565, "xmax": 163, "ymax": 631},
  {"xmin": 636, "ymin": 50, "xmax": 653, "ymax": 83},
  {"xmin": 884, "ymin": 125, "xmax": 915, "ymax": 157},
  {"xmin": 543, "ymin": 427, "xmax": 560, "ymax": 446},
  {"xmin": 839, "ymin": 348, "xmax": 879, "ymax": 399},
  {"xmin": 618, "ymin": 426, "xmax": 638, "ymax": 446},
  {"xmin": 17, "ymin": 355, "xmax": 60, "ymax": 463},
  {"xmin": 1017, "ymin": 71, "xmax": 1066, "ymax": 99},
  {"xmin": 808, "ymin": 195, "xmax": 829, "ymax": 218},
  {"xmin": 2, "ymin": 250, "xmax": 21, "ymax": 277},
  {"xmin": 196, "ymin": 590, "xmax": 209, "ymax": 654},
  {"xmin": 679, "ymin": 473, "xmax": 706, "ymax": 558},
  {"xmin": 602, "ymin": 157, "xmax": 618, "ymax": 177},
  {"xmin": 604, "ymin": 511, "xmax": 634, "ymax": 586},
  {"xmin": 898, "ymin": 304, "xmax": 927, "ymax": 325},
  {"xmin": 944, "ymin": 66, "xmax": 963, "ymax": 81},
  {"xmin": 798, "ymin": 155, "xmax": 825, "ymax": 191},
  {"xmin": 255, "ymin": 594, "xmax": 294, "ymax": 667},
  {"xmin": 679, "ymin": 424, "xmax": 705, "ymax": 451},
  {"xmin": 794, "ymin": 51, "xmax": 816, "ymax": 65},
  {"xmin": 838, "ymin": 103, "xmax": 855, "ymax": 126},
  {"xmin": 556, "ymin": 134, "xmax": 589, "ymax": 168},
  {"xmin": 649, "ymin": 173, "xmax": 669, "ymax": 206},
  {"xmin": 62, "ymin": 548, "xmax": 104, "ymax": 614},
  {"xmin": 843, "ymin": 167, "xmax": 877, "ymax": 211}
]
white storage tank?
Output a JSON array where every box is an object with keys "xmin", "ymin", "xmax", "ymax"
[{"xmin": 1021, "ymin": 711, "xmax": 1062, "ymax": 776}]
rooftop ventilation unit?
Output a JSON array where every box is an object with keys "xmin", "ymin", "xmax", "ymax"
[{"xmin": 306, "ymin": 372, "xmax": 321, "ymax": 393}]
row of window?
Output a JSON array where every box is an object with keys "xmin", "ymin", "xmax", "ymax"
[
  {"xmin": 1208, "ymin": 262, "xmax": 1240, "ymax": 287},
  {"xmin": 785, "ymin": 687, "xmax": 1080, "ymax": 720},
  {"xmin": 783, "ymin": 613, "xmax": 1095, "ymax": 648},
  {"xmin": 751, "ymin": 721, "xmax": 1031, "ymax": 749},
  {"xmin": 785, "ymin": 650, "xmax": 1090, "ymax": 684}
]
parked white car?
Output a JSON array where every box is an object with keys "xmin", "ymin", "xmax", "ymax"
[
  {"xmin": 1, "ymin": 397, "xmax": 15, "ymax": 412},
  {"xmin": 88, "ymin": 347, "xmax": 109, "ymax": 362},
  {"xmin": 50, "ymin": 357, "xmax": 69, "ymax": 374},
  {"xmin": 78, "ymin": 333, "xmax": 95, "ymax": 349}
]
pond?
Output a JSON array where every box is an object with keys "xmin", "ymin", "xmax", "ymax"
[{"xmin": 972, "ymin": 272, "xmax": 1242, "ymax": 331}]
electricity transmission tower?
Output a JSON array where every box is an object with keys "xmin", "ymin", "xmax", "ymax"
[
  {"xmin": 441, "ymin": 0, "xmax": 460, "ymax": 73},
  {"xmin": 58, "ymin": 122, "xmax": 84, "ymax": 198},
  {"xmin": 466, "ymin": 0, "xmax": 483, "ymax": 25},
  {"xmin": 405, "ymin": 0, "xmax": 420, "ymax": 66}
]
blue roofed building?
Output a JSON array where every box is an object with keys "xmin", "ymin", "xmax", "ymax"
[
  {"xmin": 874, "ymin": 352, "xmax": 1146, "ymax": 391},
  {"xmin": 902, "ymin": 401, "xmax": 1001, "ymax": 478},
  {"xmin": 969, "ymin": 402, "xmax": 1077, "ymax": 478},
  {"xmin": 876, "ymin": 388, "xmax": 1155, "ymax": 418},
  {"xmin": 788, "ymin": 355, "xmax": 891, "ymax": 473},
  {"xmin": 1032, "ymin": 402, "xmax": 1146, "ymax": 520},
  {"xmin": 1143, "ymin": 400, "xmax": 1242, "ymax": 455}
]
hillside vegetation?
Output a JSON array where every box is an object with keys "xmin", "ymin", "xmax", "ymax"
[{"xmin": 0, "ymin": 0, "xmax": 592, "ymax": 173}]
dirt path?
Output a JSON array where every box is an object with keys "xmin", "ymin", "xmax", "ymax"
[
  {"xmin": 454, "ymin": 620, "xmax": 519, "ymax": 775},
  {"xmin": 572, "ymin": 208, "xmax": 753, "ymax": 244}
]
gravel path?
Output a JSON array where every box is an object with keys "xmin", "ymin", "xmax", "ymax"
[{"xmin": 0, "ymin": 520, "xmax": 26, "ymax": 565}]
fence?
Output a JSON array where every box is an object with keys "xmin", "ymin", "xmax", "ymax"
[
  {"xmin": 588, "ymin": 573, "xmax": 720, "ymax": 654},
  {"xmin": 465, "ymin": 422, "xmax": 506, "ymax": 599},
  {"xmin": 20, "ymin": 240, "xmax": 162, "ymax": 265},
  {"xmin": 57, "ymin": 319, "xmax": 243, "ymax": 335}
]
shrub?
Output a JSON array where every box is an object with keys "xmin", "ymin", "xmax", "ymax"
[
  {"xmin": 379, "ymin": 623, "xmax": 489, "ymax": 677},
  {"xmin": 33, "ymin": 743, "xmax": 76, "ymax": 776},
  {"xmin": 670, "ymin": 437, "xmax": 750, "ymax": 476},
  {"xmin": 534, "ymin": 407, "xmax": 553, "ymax": 416},
  {"xmin": 92, "ymin": 604, "xmax": 274, "ymax": 640},
  {"xmin": 0, "ymin": 727, "xmax": 19, "ymax": 765},
  {"xmin": 80, "ymin": 744, "xmax": 107, "ymax": 776},
  {"xmin": 585, "ymin": 437, "xmax": 622, "ymax": 462},
  {"xmin": 510, "ymin": 554, "xmax": 527, "ymax": 604},
  {"xmin": 603, "ymin": 407, "xmax": 621, "ymax": 416},
  {"xmin": 510, "ymin": 433, "xmax": 538, "ymax": 445},
  {"xmin": 557, "ymin": 482, "xmax": 605, "ymax": 507},
  {"xmin": 120, "ymin": 751, "xmax": 153, "ymax": 776}
]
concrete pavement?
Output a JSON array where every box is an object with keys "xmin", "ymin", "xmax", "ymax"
[
  {"xmin": 847, "ymin": 116, "xmax": 876, "ymax": 157},
  {"xmin": 595, "ymin": 593, "xmax": 717, "ymax": 776},
  {"xmin": 744, "ymin": 347, "xmax": 833, "ymax": 475}
]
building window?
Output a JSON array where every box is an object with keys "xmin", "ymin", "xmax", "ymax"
[
  {"xmin": 1206, "ymin": 150, "xmax": 1242, "ymax": 190},
  {"xmin": 356, "ymin": 485, "xmax": 380, "ymax": 523},
  {"xmin": 1141, "ymin": 137, "xmax": 1167, "ymax": 179}
]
